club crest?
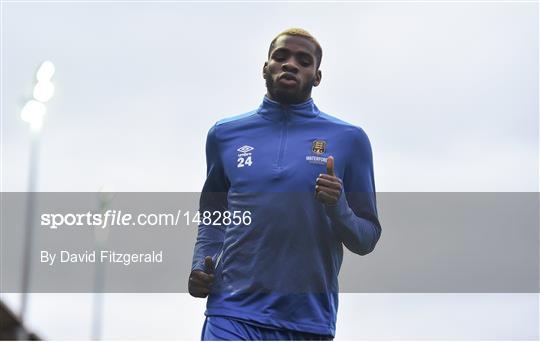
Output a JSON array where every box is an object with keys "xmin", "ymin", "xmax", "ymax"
[{"xmin": 312, "ymin": 140, "xmax": 326, "ymax": 155}]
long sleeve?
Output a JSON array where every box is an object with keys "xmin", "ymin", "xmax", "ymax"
[
  {"xmin": 191, "ymin": 124, "xmax": 230, "ymax": 272},
  {"xmin": 324, "ymin": 128, "xmax": 382, "ymax": 255}
]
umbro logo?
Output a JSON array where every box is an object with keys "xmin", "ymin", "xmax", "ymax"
[
  {"xmin": 237, "ymin": 145, "xmax": 254, "ymax": 168},
  {"xmin": 237, "ymin": 145, "xmax": 254, "ymax": 153}
]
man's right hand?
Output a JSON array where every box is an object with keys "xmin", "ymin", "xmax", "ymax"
[{"xmin": 188, "ymin": 256, "xmax": 215, "ymax": 298}]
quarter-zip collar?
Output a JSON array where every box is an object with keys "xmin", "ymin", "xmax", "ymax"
[{"xmin": 257, "ymin": 95, "xmax": 320, "ymax": 122}]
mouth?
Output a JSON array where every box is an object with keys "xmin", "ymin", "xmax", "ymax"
[{"xmin": 278, "ymin": 73, "xmax": 299, "ymax": 87}]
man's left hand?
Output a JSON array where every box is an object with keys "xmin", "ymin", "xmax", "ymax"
[{"xmin": 315, "ymin": 156, "xmax": 343, "ymax": 205}]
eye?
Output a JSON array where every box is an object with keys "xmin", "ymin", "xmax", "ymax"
[
  {"xmin": 273, "ymin": 52, "xmax": 286, "ymax": 61},
  {"xmin": 297, "ymin": 55, "xmax": 313, "ymax": 67},
  {"xmin": 272, "ymin": 48, "xmax": 293, "ymax": 62}
]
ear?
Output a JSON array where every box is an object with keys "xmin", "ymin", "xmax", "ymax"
[
  {"xmin": 313, "ymin": 69, "xmax": 322, "ymax": 87},
  {"xmin": 262, "ymin": 62, "xmax": 268, "ymax": 79}
]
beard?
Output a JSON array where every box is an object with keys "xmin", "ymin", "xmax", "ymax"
[{"xmin": 264, "ymin": 69, "xmax": 315, "ymax": 105}]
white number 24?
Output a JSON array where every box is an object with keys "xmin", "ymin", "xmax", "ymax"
[{"xmin": 237, "ymin": 156, "xmax": 253, "ymax": 168}]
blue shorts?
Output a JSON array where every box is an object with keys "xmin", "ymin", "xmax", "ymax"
[{"xmin": 201, "ymin": 316, "xmax": 334, "ymax": 341}]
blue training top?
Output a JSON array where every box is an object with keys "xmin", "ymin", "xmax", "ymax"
[{"xmin": 191, "ymin": 95, "xmax": 382, "ymax": 337}]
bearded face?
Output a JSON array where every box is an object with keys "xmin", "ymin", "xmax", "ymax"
[{"xmin": 263, "ymin": 35, "xmax": 321, "ymax": 105}]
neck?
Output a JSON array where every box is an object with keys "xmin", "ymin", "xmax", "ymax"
[{"xmin": 265, "ymin": 91, "xmax": 311, "ymax": 105}]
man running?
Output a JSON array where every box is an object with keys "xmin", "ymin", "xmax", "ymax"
[{"xmin": 189, "ymin": 28, "xmax": 381, "ymax": 340}]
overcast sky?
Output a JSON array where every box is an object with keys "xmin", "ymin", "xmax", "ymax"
[
  {"xmin": 1, "ymin": 1, "xmax": 538, "ymax": 340},
  {"xmin": 2, "ymin": 1, "xmax": 537, "ymax": 193}
]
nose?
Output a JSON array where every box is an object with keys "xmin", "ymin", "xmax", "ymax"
[{"xmin": 282, "ymin": 58, "xmax": 299, "ymax": 73}]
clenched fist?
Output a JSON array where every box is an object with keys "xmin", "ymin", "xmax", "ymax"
[{"xmin": 188, "ymin": 256, "xmax": 215, "ymax": 298}]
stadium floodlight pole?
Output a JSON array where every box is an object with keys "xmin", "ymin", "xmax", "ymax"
[
  {"xmin": 19, "ymin": 61, "xmax": 55, "ymax": 337},
  {"xmin": 92, "ymin": 188, "xmax": 114, "ymax": 340}
]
